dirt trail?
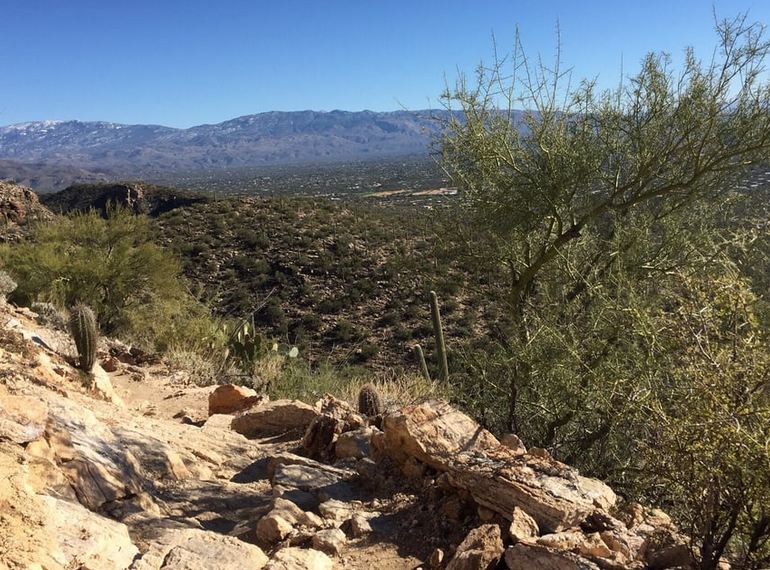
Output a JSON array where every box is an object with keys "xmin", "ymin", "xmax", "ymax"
[{"xmin": 0, "ymin": 303, "xmax": 439, "ymax": 569}]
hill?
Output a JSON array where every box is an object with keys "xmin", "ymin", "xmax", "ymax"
[
  {"xmin": 0, "ymin": 110, "xmax": 457, "ymax": 176},
  {"xmin": 40, "ymin": 181, "xmax": 209, "ymax": 217},
  {"xmin": 154, "ymin": 196, "xmax": 489, "ymax": 371}
]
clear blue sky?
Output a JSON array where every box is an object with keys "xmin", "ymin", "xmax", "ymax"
[{"xmin": 1, "ymin": 0, "xmax": 768, "ymax": 128}]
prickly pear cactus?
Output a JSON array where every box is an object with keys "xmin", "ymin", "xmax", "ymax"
[
  {"xmin": 357, "ymin": 383, "xmax": 383, "ymax": 417},
  {"xmin": 69, "ymin": 304, "xmax": 98, "ymax": 372}
]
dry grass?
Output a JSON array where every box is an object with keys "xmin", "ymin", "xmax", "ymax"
[{"xmin": 271, "ymin": 362, "xmax": 453, "ymax": 411}]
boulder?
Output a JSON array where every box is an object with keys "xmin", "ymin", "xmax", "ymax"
[
  {"xmin": 347, "ymin": 513, "xmax": 373, "ymax": 537},
  {"xmin": 647, "ymin": 544, "xmax": 695, "ymax": 569},
  {"xmin": 335, "ymin": 426, "xmax": 376, "ymax": 460},
  {"xmin": 302, "ymin": 395, "xmax": 365, "ymax": 460},
  {"xmin": 208, "ymin": 384, "xmax": 265, "ymax": 416},
  {"xmin": 256, "ymin": 497, "xmax": 324, "ymax": 543},
  {"xmin": 101, "ymin": 356, "xmax": 120, "ymax": 373},
  {"xmin": 319, "ymin": 499, "xmax": 357, "ymax": 525},
  {"xmin": 267, "ymin": 452, "xmax": 357, "ymax": 480},
  {"xmin": 311, "ymin": 528, "xmax": 347, "ymax": 556},
  {"xmin": 430, "ymin": 548, "xmax": 445, "ymax": 568},
  {"xmin": 264, "ymin": 547, "xmax": 333, "ymax": 570},
  {"xmin": 267, "ymin": 452, "xmax": 357, "ymax": 504},
  {"xmin": 256, "ymin": 513, "xmax": 294, "ymax": 544},
  {"xmin": 509, "ymin": 506, "xmax": 540, "ymax": 543},
  {"xmin": 0, "ymin": 181, "xmax": 54, "ymax": 241},
  {"xmin": 500, "ymin": 433, "xmax": 527, "ymax": 454},
  {"xmin": 133, "ymin": 528, "xmax": 269, "ymax": 570},
  {"xmin": 379, "ymin": 400, "xmax": 617, "ymax": 532},
  {"xmin": 271, "ymin": 497, "xmax": 324, "ymax": 528},
  {"xmin": 504, "ymin": 543, "xmax": 601, "ymax": 570},
  {"xmin": 446, "ymin": 523, "xmax": 504, "ymax": 570},
  {"xmin": 381, "ymin": 400, "xmax": 500, "ymax": 467},
  {"xmin": 538, "ymin": 530, "xmax": 613, "ymax": 559},
  {"xmin": 231, "ymin": 399, "xmax": 317, "ymax": 437},
  {"xmin": 91, "ymin": 363, "xmax": 125, "ymax": 406},
  {"xmin": 43, "ymin": 495, "xmax": 139, "ymax": 570}
]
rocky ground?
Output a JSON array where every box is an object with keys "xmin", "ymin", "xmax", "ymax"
[{"xmin": 0, "ymin": 300, "xmax": 710, "ymax": 570}]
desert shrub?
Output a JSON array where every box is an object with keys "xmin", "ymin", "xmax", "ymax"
[
  {"xmin": 438, "ymin": 15, "xmax": 770, "ymax": 566},
  {"xmin": 633, "ymin": 268, "xmax": 770, "ymax": 569},
  {"xmin": 30, "ymin": 302, "xmax": 68, "ymax": 330},
  {"xmin": 1, "ymin": 207, "xmax": 216, "ymax": 351}
]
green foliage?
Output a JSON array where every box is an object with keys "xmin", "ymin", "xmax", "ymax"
[
  {"xmin": 633, "ymin": 267, "xmax": 770, "ymax": 569},
  {"xmin": 1, "ymin": 207, "xmax": 216, "ymax": 351},
  {"xmin": 438, "ymin": 15, "xmax": 770, "ymax": 566},
  {"xmin": 68, "ymin": 304, "xmax": 97, "ymax": 372},
  {"xmin": 357, "ymin": 382, "xmax": 383, "ymax": 417}
]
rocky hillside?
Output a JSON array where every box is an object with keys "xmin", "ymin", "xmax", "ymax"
[
  {"xmin": 0, "ymin": 299, "xmax": 702, "ymax": 569},
  {"xmin": 0, "ymin": 180, "xmax": 54, "ymax": 241},
  {"xmin": 154, "ymin": 196, "xmax": 488, "ymax": 370},
  {"xmin": 40, "ymin": 181, "xmax": 209, "ymax": 217}
]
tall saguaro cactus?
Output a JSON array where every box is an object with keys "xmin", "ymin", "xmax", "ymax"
[
  {"xmin": 69, "ymin": 304, "xmax": 98, "ymax": 372},
  {"xmin": 429, "ymin": 290, "xmax": 449, "ymax": 382}
]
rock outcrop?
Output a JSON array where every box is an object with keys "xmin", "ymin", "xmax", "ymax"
[
  {"xmin": 377, "ymin": 400, "xmax": 617, "ymax": 532},
  {"xmin": 0, "ymin": 180, "xmax": 54, "ymax": 241}
]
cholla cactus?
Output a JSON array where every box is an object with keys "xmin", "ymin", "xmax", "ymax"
[
  {"xmin": 357, "ymin": 383, "xmax": 383, "ymax": 417},
  {"xmin": 0, "ymin": 270, "xmax": 17, "ymax": 302},
  {"xmin": 69, "ymin": 304, "xmax": 98, "ymax": 372}
]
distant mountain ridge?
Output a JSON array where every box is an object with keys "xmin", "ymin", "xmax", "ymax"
[{"xmin": 0, "ymin": 110, "xmax": 455, "ymax": 176}]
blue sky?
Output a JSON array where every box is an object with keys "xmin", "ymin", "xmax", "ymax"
[{"xmin": 1, "ymin": 0, "xmax": 768, "ymax": 128}]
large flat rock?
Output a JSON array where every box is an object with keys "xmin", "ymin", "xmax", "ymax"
[
  {"xmin": 231, "ymin": 400, "xmax": 318, "ymax": 437},
  {"xmin": 379, "ymin": 400, "xmax": 617, "ymax": 532}
]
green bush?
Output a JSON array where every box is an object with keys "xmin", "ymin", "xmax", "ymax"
[{"xmin": 1, "ymin": 207, "xmax": 216, "ymax": 351}]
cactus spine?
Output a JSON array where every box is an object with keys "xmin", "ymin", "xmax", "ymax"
[
  {"xmin": 429, "ymin": 291, "xmax": 449, "ymax": 382},
  {"xmin": 69, "ymin": 304, "xmax": 98, "ymax": 372},
  {"xmin": 414, "ymin": 344, "xmax": 431, "ymax": 381},
  {"xmin": 357, "ymin": 383, "xmax": 383, "ymax": 417}
]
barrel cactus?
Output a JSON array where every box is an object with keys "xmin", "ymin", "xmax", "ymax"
[
  {"xmin": 357, "ymin": 383, "xmax": 383, "ymax": 417},
  {"xmin": 69, "ymin": 304, "xmax": 98, "ymax": 372}
]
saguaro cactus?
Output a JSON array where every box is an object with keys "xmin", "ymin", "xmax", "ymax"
[
  {"xmin": 413, "ymin": 344, "xmax": 431, "ymax": 381},
  {"xmin": 69, "ymin": 304, "xmax": 98, "ymax": 372},
  {"xmin": 357, "ymin": 383, "xmax": 383, "ymax": 417},
  {"xmin": 429, "ymin": 290, "xmax": 449, "ymax": 382}
]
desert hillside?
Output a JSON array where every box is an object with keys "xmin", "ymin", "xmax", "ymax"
[{"xmin": 0, "ymin": 299, "xmax": 694, "ymax": 570}]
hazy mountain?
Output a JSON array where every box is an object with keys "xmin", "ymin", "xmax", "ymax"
[
  {"xmin": 0, "ymin": 159, "xmax": 112, "ymax": 192},
  {"xmin": 0, "ymin": 110, "xmax": 453, "ymax": 176}
]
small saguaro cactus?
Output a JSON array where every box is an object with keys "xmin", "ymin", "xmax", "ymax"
[
  {"xmin": 69, "ymin": 304, "xmax": 98, "ymax": 372},
  {"xmin": 429, "ymin": 290, "xmax": 449, "ymax": 382},
  {"xmin": 357, "ymin": 383, "xmax": 383, "ymax": 417},
  {"xmin": 413, "ymin": 344, "xmax": 431, "ymax": 381}
]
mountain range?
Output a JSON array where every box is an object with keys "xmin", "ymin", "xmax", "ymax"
[{"xmin": 0, "ymin": 110, "xmax": 451, "ymax": 184}]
